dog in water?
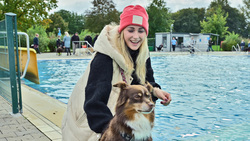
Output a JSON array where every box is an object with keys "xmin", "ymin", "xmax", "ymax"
[{"xmin": 100, "ymin": 82, "xmax": 155, "ymax": 141}]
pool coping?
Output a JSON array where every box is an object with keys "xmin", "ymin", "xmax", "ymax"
[
  {"xmin": 21, "ymin": 84, "xmax": 66, "ymax": 140},
  {"xmin": 36, "ymin": 51, "xmax": 250, "ymax": 61}
]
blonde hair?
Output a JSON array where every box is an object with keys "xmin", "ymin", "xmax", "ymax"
[
  {"xmin": 115, "ymin": 30, "xmax": 148, "ymax": 84},
  {"xmin": 65, "ymin": 32, "xmax": 69, "ymax": 37}
]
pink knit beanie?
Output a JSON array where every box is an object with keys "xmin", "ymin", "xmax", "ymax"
[{"xmin": 118, "ymin": 5, "xmax": 149, "ymax": 35}]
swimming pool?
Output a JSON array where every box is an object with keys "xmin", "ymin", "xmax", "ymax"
[{"xmin": 24, "ymin": 55, "xmax": 250, "ymax": 140}]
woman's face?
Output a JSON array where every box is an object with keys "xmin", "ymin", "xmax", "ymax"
[{"xmin": 123, "ymin": 25, "xmax": 146, "ymax": 50}]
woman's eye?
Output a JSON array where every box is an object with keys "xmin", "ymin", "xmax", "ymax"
[
  {"xmin": 138, "ymin": 30, "xmax": 145, "ymax": 33},
  {"xmin": 128, "ymin": 30, "xmax": 134, "ymax": 33}
]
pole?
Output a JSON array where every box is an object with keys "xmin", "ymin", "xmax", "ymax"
[{"xmin": 170, "ymin": 24, "xmax": 173, "ymax": 52}]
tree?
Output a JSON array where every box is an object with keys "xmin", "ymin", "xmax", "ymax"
[
  {"xmin": 56, "ymin": 10, "xmax": 85, "ymax": 34},
  {"xmin": 84, "ymin": 0, "xmax": 120, "ymax": 33},
  {"xmin": 46, "ymin": 13, "xmax": 68, "ymax": 35},
  {"xmin": 0, "ymin": 0, "xmax": 58, "ymax": 31},
  {"xmin": 241, "ymin": 0, "xmax": 250, "ymax": 20},
  {"xmin": 241, "ymin": 0, "xmax": 250, "ymax": 37},
  {"xmin": 207, "ymin": 0, "xmax": 248, "ymax": 37},
  {"xmin": 172, "ymin": 8, "xmax": 205, "ymax": 33},
  {"xmin": 200, "ymin": 7, "xmax": 229, "ymax": 39},
  {"xmin": 146, "ymin": 0, "xmax": 173, "ymax": 38}
]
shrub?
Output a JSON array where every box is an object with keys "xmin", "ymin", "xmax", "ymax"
[
  {"xmin": 221, "ymin": 32, "xmax": 240, "ymax": 51},
  {"xmin": 48, "ymin": 32, "xmax": 57, "ymax": 52},
  {"xmin": 148, "ymin": 38, "xmax": 155, "ymax": 47}
]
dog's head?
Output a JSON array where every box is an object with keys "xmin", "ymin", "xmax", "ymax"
[{"xmin": 113, "ymin": 82, "xmax": 155, "ymax": 115}]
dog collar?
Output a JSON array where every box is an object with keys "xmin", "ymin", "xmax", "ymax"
[
  {"xmin": 120, "ymin": 133, "xmax": 150, "ymax": 141},
  {"xmin": 120, "ymin": 133, "xmax": 133, "ymax": 141}
]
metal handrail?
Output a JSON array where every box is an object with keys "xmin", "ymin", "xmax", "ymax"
[
  {"xmin": 17, "ymin": 32, "xmax": 30, "ymax": 79},
  {"xmin": 190, "ymin": 45, "xmax": 202, "ymax": 53},
  {"xmin": 72, "ymin": 41, "xmax": 94, "ymax": 55},
  {"xmin": 232, "ymin": 44, "xmax": 240, "ymax": 52},
  {"xmin": 0, "ymin": 31, "xmax": 30, "ymax": 79}
]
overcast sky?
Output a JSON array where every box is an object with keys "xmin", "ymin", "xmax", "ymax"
[{"xmin": 50, "ymin": 0, "xmax": 244, "ymax": 15}]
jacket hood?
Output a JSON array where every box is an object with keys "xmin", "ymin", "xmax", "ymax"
[{"xmin": 94, "ymin": 25, "xmax": 128, "ymax": 72}]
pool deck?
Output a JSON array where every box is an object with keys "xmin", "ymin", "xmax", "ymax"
[{"xmin": 0, "ymin": 51, "xmax": 249, "ymax": 141}]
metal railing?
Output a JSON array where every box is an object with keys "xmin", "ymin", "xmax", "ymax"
[
  {"xmin": 72, "ymin": 41, "xmax": 94, "ymax": 55},
  {"xmin": 0, "ymin": 13, "xmax": 22, "ymax": 114},
  {"xmin": 17, "ymin": 32, "xmax": 30, "ymax": 79},
  {"xmin": 232, "ymin": 44, "xmax": 240, "ymax": 52},
  {"xmin": 180, "ymin": 44, "xmax": 203, "ymax": 54}
]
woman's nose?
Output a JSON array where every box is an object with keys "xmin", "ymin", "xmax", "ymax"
[{"xmin": 132, "ymin": 31, "xmax": 140, "ymax": 38}]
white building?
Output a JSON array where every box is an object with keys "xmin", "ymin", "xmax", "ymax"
[{"xmin": 155, "ymin": 32, "xmax": 219, "ymax": 52}]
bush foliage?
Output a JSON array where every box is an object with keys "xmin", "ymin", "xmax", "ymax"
[{"xmin": 221, "ymin": 32, "xmax": 240, "ymax": 51}]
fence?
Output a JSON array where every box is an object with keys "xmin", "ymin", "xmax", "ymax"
[{"xmin": 0, "ymin": 13, "xmax": 22, "ymax": 114}]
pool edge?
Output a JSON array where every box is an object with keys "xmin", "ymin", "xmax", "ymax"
[{"xmin": 21, "ymin": 84, "xmax": 66, "ymax": 140}]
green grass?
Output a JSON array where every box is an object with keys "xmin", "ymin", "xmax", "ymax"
[{"xmin": 212, "ymin": 45, "xmax": 223, "ymax": 51}]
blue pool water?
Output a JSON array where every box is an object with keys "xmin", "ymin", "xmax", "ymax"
[{"xmin": 24, "ymin": 55, "xmax": 250, "ymax": 140}]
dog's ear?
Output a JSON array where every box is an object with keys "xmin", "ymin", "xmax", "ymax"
[
  {"xmin": 114, "ymin": 82, "xmax": 129, "ymax": 110},
  {"xmin": 145, "ymin": 81, "xmax": 154, "ymax": 93},
  {"xmin": 113, "ymin": 81, "xmax": 128, "ymax": 89}
]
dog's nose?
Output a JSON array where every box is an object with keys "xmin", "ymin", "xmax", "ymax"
[{"xmin": 148, "ymin": 102, "xmax": 154, "ymax": 108}]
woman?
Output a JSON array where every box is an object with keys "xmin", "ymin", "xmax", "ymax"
[
  {"xmin": 240, "ymin": 39, "xmax": 245, "ymax": 51},
  {"xmin": 33, "ymin": 33, "xmax": 40, "ymax": 54},
  {"xmin": 62, "ymin": 5, "xmax": 171, "ymax": 141},
  {"xmin": 171, "ymin": 37, "xmax": 177, "ymax": 51},
  {"xmin": 63, "ymin": 32, "xmax": 71, "ymax": 56}
]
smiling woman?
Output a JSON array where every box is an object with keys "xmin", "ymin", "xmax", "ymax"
[{"xmin": 58, "ymin": 4, "xmax": 171, "ymax": 141}]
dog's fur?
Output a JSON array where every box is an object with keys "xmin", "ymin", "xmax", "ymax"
[
  {"xmin": 75, "ymin": 48, "xmax": 87, "ymax": 56},
  {"xmin": 100, "ymin": 82, "xmax": 155, "ymax": 141}
]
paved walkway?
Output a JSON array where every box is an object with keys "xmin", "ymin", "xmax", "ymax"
[{"xmin": 0, "ymin": 96, "xmax": 50, "ymax": 141}]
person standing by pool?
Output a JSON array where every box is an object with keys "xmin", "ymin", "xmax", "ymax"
[
  {"xmin": 61, "ymin": 5, "xmax": 172, "ymax": 141},
  {"xmin": 171, "ymin": 37, "xmax": 177, "ymax": 51},
  {"xmin": 240, "ymin": 39, "xmax": 245, "ymax": 51},
  {"xmin": 33, "ymin": 33, "xmax": 40, "ymax": 54},
  {"xmin": 71, "ymin": 32, "xmax": 80, "ymax": 55},
  {"xmin": 63, "ymin": 32, "xmax": 71, "ymax": 56},
  {"xmin": 207, "ymin": 37, "xmax": 214, "ymax": 52}
]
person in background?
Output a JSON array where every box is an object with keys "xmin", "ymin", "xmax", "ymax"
[
  {"xmin": 62, "ymin": 5, "xmax": 171, "ymax": 140},
  {"xmin": 207, "ymin": 37, "xmax": 214, "ymax": 52},
  {"xmin": 171, "ymin": 37, "xmax": 177, "ymax": 51},
  {"xmin": 56, "ymin": 36, "xmax": 64, "ymax": 56},
  {"xmin": 84, "ymin": 35, "xmax": 93, "ymax": 47},
  {"xmin": 156, "ymin": 44, "xmax": 163, "ymax": 51},
  {"xmin": 240, "ymin": 39, "xmax": 245, "ymax": 51},
  {"xmin": 71, "ymin": 32, "xmax": 80, "ymax": 55},
  {"xmin": 33, "ymin": 33, "xmax": 40, "ymax": 54},
  {"xmin": 189, "ymin": 37, "xmax": 196, "ymax": 53},
  {"xmin": 63, "ymin": 32, "xmax": 71, "ymax": 56}
]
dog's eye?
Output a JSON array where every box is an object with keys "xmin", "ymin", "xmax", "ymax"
[
  {"xmin": 145, "ymin": 93, "xmax": 151, "ymax": 98},
  {"xmin": 134, "ymin": 94, "xmax": 141, "ymax": 99}
]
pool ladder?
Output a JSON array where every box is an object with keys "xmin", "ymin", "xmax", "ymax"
[{"xmin": 232, "ymin": 44, "xmax": 240, "ymax": 52}]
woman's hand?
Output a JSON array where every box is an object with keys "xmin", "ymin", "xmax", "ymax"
[{"xmin": 153, "ymin": 87, "xmax": 171, "ymax": 106}]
